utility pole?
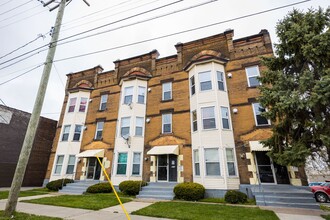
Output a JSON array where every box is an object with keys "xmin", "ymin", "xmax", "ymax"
[{"xmin": 3, "ymin": 0, "xmax": 66, "ymax": 216}]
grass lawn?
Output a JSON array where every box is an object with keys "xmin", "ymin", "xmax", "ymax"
[
  {"xmin": 22, "ymin": 193, "xmax": 132, "ymax": 210},
  {"xmin": 0, "ymin": 188, "xmax": 51, "ymax": 200},
  {"xmin": 321, "ymin": 204, "xmax": 330, "ymax": 212},
  {"xmin": 199, "ymin": 197, "xmax": 256, "ymax": 205},
  {"xmin": 0, "ymin": 211, "xmax": 61, "ymax": 220},
  {"xmin": 322, "ymin": 215, "xmax": 330, "ymax": 220},
  {"xmin": 132, "ymin": 202, "xmax": 279, "ymax": 220}
]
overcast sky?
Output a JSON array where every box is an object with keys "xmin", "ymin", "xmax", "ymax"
[{"xmin": 0, "ymin": 0, "xmax": 327, "ymax": 121}]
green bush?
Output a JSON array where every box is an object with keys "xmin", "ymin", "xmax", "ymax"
[
  {"xmin": 119, "ymin": 180, "xmax": 147, "ymax": 196},
  {"xmin": 174, "ymin": 182, "xmax": 205, "ymax": 201},
  {"xmin": 46, "ymin": 178, "xmax": 74, "ymax": 191},
  {"xmin": 86, "ymin": 182, "xmax": 112, "ymax": 193},
  {"xmin": 224, "ymin": 190, "xmax": 248, "ymax": 204}
]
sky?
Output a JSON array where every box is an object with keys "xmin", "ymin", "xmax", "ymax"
[{"xmin": 0, "ymin": 0, "xmax": 328, "ymax": 121}]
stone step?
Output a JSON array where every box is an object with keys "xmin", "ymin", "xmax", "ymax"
[
  {"xmin": 255, "ymin": 195, "xmax": 315, "ymax": 203},
  {"xmin": 136, "ymin": 194, "xmax": 174, "ymax": 200},
  {"xmin": 139, "ymin": 191, "xmax": 175, "ymax": 196},
  {"xmin": 257, "ymin": 201, "xmax": 320, "ymax": 210},
  {"xmin": 253, "ymin": 192, "xmax": 313, "ymax": 197}
]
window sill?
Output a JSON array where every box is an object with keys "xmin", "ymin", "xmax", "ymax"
[
  {"xmin": 72, "ymin": 140, "xmax": 81, "ymax": 142},
  {"xmin": 222, "ymin": 128, "xmax": 232, "ymax": 131},
  {"xmin": 247, "ymin": 85, "xmax": 260, "ymax": 89},
  {"xmin": 202, "ymin": 128, "xmax": 218, "ymax": 131},
  {"xmin": 60, "ymin": 140, "xmax": 68, "ymax": 142},
  {"xmin": 161, "ymin": 99, "xmax": 173, "ymax": 103},
  {"xmin": 255, "ymin": 124, "xmax": 271, "ymax": 128},
  {"xmin": 134, "ymin": 135, "xmax": 144, "ymax": 138},
  {"xmin": 161, "ymin": 132, "xmax": 173, "ymax": 136},
  {"xmin": 131, "ymin": 175, "xmax": 141, "ymax": 177},
  {"xmin": 93, "ymin": 138, "xmax": 103, "ymax": 141},
  {"xmin": 205, "ymin": 176, "xmax": 223, "ymax": 179}
]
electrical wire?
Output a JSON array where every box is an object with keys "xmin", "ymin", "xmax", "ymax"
[
  {"xmin": 0, "ymin": 0, "xmax": 34, "ymax": 17},
  {"xmin": 0, "ymin": 0, "xmax": 14, "ymax": 8},
  {"xmin": 0, "ymin": 64, "xmax": 44, "ymax": 86},
  {"xmin": 53, "ymin": 0, "xmax": 311, "ymax": 63},
  {"xmin": 0, "ymin": 3, "xmax": 42, "ymax": 24},
  {"xmin": 0, "ymin": 63, "xmax": 44, "ymax": 78},
  {"xmin": 53, "ymin": 63, "xmax": 65, "ymax": 88}
]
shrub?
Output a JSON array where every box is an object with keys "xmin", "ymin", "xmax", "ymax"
[
  {"xmin": 86, "ymin": 182, "xmax": 112, "ymax": 193},
  {"xmin": 174, "ymin": 182, "xmax": 205, "ymax": 201},
  {"xmin": 46, "ymin": 178, "xmax": 74, "ymax": 191},
  {"xmin": 119, "ymin": 180, "xmax": 147, "ymax": 196},
  {"xmin": 224, "ymin": 190, "xmax": 248, "ymax": 204}
]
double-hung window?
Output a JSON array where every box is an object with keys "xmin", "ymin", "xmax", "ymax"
[
  {"xmin": 226, "ymin": 148, "xmax": 236, "ymax": 176},
  {"xmin": 66, "ymin": 155, "xmax": 76, "ymax": 174},
  {"xmin": 61, "ymin": 125, "xmax": 71, "ymax": 141},
  {"xmin": 193, "ymin": 150, "xmax": 200, "ymax": 176},
  {"xmin": 217, "ymin": 71, "xmax": 225, "ymax": 91},
  {"xmin": 202, "ymin": 107, "xmax": 216, "ymax": 129},
  {"xmin": 221, "ymin": 107, "xmax": 230, "ymax": 129},
  {"xmin": 117, "ymin": 153, "xmax": 127, "ymax": 175},
  {"xmin": 54, "ymin": 155, "xmax": 64, "ymax": 174},
  {"xmin": 246, "ymin": 66, "xmax": 261, "ymax": 87},
  {"xmin": 138, "ymin": 86, "xmax": 146, "ymax": 104},
  {"xmin": 121, "ymin": 117, "xmax": 130, "ymax": 137},
  {"xmin": 79, "ymin": 97, "xmax": 88, "ymax": 112},
  {"xmin": 99, "ymin": 94, "xmax": 108, "ymax": 111},
  {"xmin": 162, "ymin": 82, "xmax": 172, "ymax": 101},
  {"xmin": 190, "ymin": 76, "xmax": 195, "ymax": 95},
  {"xmin": 199, "ymin": 71, "xmax": 212, "ymax": 91},
  {"xmin": 252, "ymin": 103, "xmax": 270, "ymax": 126},
  {"xmin": 192, "ymin": 110, "xmax": 197, "ymax": 132},
  {"xmin": 124, "ymin": 87, "xmax": 133, "ymax": 104},
  {"xmin": 95, "ymin": 121, "xmax": 104, "ymax": 140},
  {"xmin": 162, "ymin": 113, "xmax": 172, "ymax": 133},
  {"xmin": 135, "ymin": 117, "xmax": 143, "ymax": 136},
  {"xmin": 132, "ymin": 152, "xmax": 141, "ymax": 175},
  {"xmin": 73, "ymin": 125, "xmax": 82, "ymax": 141},
  {"xmin": 205, "ymin": 148, "xmax": 220, "ymax": 176},
  {"xmin": 68, "ymin": 98, "xmax": 77, "ymax": 112}
]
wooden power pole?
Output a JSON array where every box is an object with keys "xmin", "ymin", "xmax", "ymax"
[{"xmin": 3, "ymin": 0, "xmax": 66, "ymax": 216}]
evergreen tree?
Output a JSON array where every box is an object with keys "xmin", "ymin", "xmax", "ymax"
[{"xmin": 259, "ymin": 7, "xmax": 330, "ymax": 166}]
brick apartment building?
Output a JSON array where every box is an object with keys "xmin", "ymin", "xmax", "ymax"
[
  {"xmin": 44, "ymin": 29, "xmax": 307, "ymax": 193},
  {"xmin": 0, "ymin": 105, "xmax": 57, "ymax": 187}
]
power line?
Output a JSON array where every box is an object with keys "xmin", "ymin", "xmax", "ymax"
[
  {"xmin": 53, "ymin": 63, "xmax": 65, "ymax": 88},
  {"xmin": 0, "ymin": 3, "xmax": 42, "ymax": 24},
  {"xmin": 53, "ymin": 0, "xmax": 311, "ymax": 63},
  {"xmin": 0, "ymin": 64, "xmax": 43, "ymax": 86},
  {"xmin": 0, "ymin": 0, "xmax": 34, "ymax": 17},
  {"xmin": 0, "ymin": 98, "xmax": 6, "ymax": 106},
  {"xmin": 0, "ymin": 33, "xmax": 47, "ymax": 60},
  {"xmin": 0, "ymin": 63, "xmax": 44, "ymax": 78},
  {"xmin": 0, "ymin": 0, "xmax": 204, "ymax": 68},
  {"xmin": 0, "ymin": 0, "xmax": 14, "ymax": 8}
]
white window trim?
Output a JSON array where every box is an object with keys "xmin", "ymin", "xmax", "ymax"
[
  {"xmin": 131, "ymin": 152, "xmax": 142, "ymax": 176},
  {"xmin": 245, "ymin": 65, "xmax": 261, "ymax": 87},
  {"xmin": 95, "ymin": 121, "xmax": 104, "ymax": 139},
  {"xmin": 54, "ymin": 154, "xmax": 64, "ymax": 175},
  {"xmin": 116, "ymin": 152, "xmax": 128, "ymax": 176},
  {"xmin": 137, "ymin": 86, "xmax": 146, "ymax": 104},
  {"xmin": 135, "ymin": 117, "xmax": 144, "ymax": 136},
  {"xmin": 191, "ymin": 110, "xmax": 198, "ymax": 132},
  {"xmin": 201, "ymin": 106, "xmax": 217, "ymax": 130},
  {"xmin": 99, "ymin": 94, "xmax": 108, "ymax": 110},
  {"xmin": 66, "ymin": 155, "xmax": 76, "ymax": 174},
  {"xmin": 68, "ymin": 97, "xmax": 77, "ymax": 113},
  {"xmin": 162, "ymin": 82, "xmax": 172, "ymax": 101},
  {"xmin": 73, "ymin": 124, "xmax": 82, "ymax": 141},
  {"xmin": 220, "ymin": 106, "xmax": 231, "ymax": 130},
  {"xmin": 252, "ymin": 103, "xmax": 271, "ymax": 126},
  {"xmin": 190, "ymin": 75, "xmax": 196, "ymax": 96},
  {"xmin": 198, "ymin": 71, "xmax": 213, "ymax": 92},
  {"xmin": 79, "ymin": 97, "xmax": 88, "ymax": 112},
  {"xmin": 162, "ymin": 113, "xmax": 172, "ymax": 134},
  {"xmin": 61, "ymin": 125, "xmax": 71, "ymax": 142},
  {"xmin": 204, "ymin": 148, "xmax": 221, "ymax": 177},
  {"xmin": 225, "ymin": 148, "xmax": 238, "ymax": 177},
  {"xmin": 217, "ymin": 71, "xmax": 226, "ymax": 91},
  {"xmin": 120, "ymin": 117, "xmax": 131, "ymax": 137},
  {"xmin": 193, "ymin": 149, "xmax": 200, "ymax": 176},
  {"xmin": 123, "ymin": 86, "xmax": 134, "ymax": 104}
]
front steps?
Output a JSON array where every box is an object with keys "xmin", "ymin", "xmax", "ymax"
[
  {"xmin": 242, "ymin": 184, "xmax": 320, "ymax": 209},
  {"xmin": 137, "ymin": 182, "xmax": 177, "ymax": 200},
  {"xmin": 59, "ymin": 180, "xmax": 102, "ymax": 195}
]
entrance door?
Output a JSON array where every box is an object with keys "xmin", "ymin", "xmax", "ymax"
[
  {"xmin": 274, "ymin": 162, "xmax": 290, "ymax": 184},
  {"xmin": 255, "ymin": 151, "xmax": 275, "ymax": 184},
  {"xmin": 157, "ymin": 155, "xmax": 167, "ymax": 181},
  {"xmin": 86, "ymin": 157, "xmax": 101, "ymax": 180},
  {"xmin": 169, "ymin": 155, "xmax": 177, "ymax": 182}
]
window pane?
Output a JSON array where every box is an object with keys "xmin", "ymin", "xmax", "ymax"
[
  {"xmin": 133, "ymin": 153, "xmax": 141, "ymax": 163},
  {"xmin": 200, "ymin": 81, "xmax": 212, "ymax": 91},
  {"xmin": 190, "ymin": 76, "xmax": 195, "ymax": 95},
  {"xmin": 194, "ymin": 150, "xmax": 199, "ymax": 161},
  {"xmin": 138, "ymin": 87, "xmax": 145, "ymax": 104},
  {"xmin": 217, "ymin": 71, "xmax": 225, "ymax": 91},
  {"xmin": 121, "ymin": 127, "xmax": 130, "ymax": 136},
  {"xmin": 117, "ymin": 164, "xmax": 127, "ymax": 175},
  {"xmin": 79, "ymin": 97, "xmax": 88, "ymax": 112},
  {"xmin": 202, "ymin": 107, "xmax": 215, "ymax": 118},
  {"xmin": 246, "ymin": 66, "xmax": 259, "ymax": 77},
  {"xmin": 68, "ymin": 98, "xmax": 76, "ymax": 112},
  {"xmin": 253, "ymin": 103, "xmax": 269, "ymax": 125},
  {"xmin": 205, "ymin": 149, "xmax": 219, "ymax": 162},
  {"xmin": 249, "ymin": 76, "xmax": 260, "ymax": 87},
  {"xmin": 125, "ymin": 87, "xmax": 133, "ymax": 95},
  {"xmin": 163, "ymin": 91, "xmax": 171, "ymax": 100},
  {"xmin": 66, "ymin": 165, "xmax": 74, "ymax": 174},
  {"xmin": 203, "ymin": 118, "xmax": 216, "ymax": 129},
  {"xmin": 124, "ymin": 95, "xmax": 133, "ymax": 104},
  {"xmin": 163, "ymin": 124, "xmax": 171, "ymax": 133},
  {"xmin": 68, "ymin": 155, "xmax": 76, "ymax": 164},
  {"xmin": 95, "ymin": 131, "xmax": 102, "ymax": 139},
  {"xmin": 124, "ymin": 87, "xmax": 133, "ymax": 104},
  {"xmin": 132, "ymin": 164, "xmax": 140, "ymax": 175},
  {"xmin": 163, "ymin": 114, "xmax": 171, "ymax": 123},
  {"xmin": 195, "ymin": 163, "xmax": 200, "ymax": 176},
  {"xmin": 122, "ymin": 117, "xmax": 130, "ymax": 127},
  {"xmin": 136, "ymin": 117, "xmax": 143, "ymax": 126},
  {"xmin": 135, "ymin": 127, "xmax": 142, "ymax": 136},
  {"xmin": 221, "ymin": 107, "xmax": 228, "ymax": 118},
  {"xmin": 222, "ymin": 119, "xmax": 229, "ymax": 129},
  {"xmin": 227, "ymin": 162, "xmax": 236, "ymax": 176},
  {"xmin": 55, "ymin": 165, "xmax": 62, "ymax": 174},
  {"xmin": 199, "ymin": 71, "xmax": 212, "ymax": 91},
  {"xmin": 118, "ymin": 153, "xmax": 127, "ymax": 163},
  {"xmin": 75, "ymin": 125, "xmax": 82, "ymax": 133},
  {"xmin": 206, "ymin": 163, "xmax": 220, "ymax": 175},
  {"xmin": 57, "ymin": 155, "xmax": 64, "ymax": 164},
  {"xmin": 100, "ymin": 94, "xmax": 108, "ymax": 110},
  {"xmin": 97, "ymin": 121, "xmax": 104, "ymax": 130},
  {"xmin": 163, "ymin": 82, "xmax": 172, "ymax": 100},
  {"xmin": 226, "ymin": 148, "xmax": 234, "ymax": 161}
]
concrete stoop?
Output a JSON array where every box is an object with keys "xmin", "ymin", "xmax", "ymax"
[
  {"xmin": 136, "ymin": 182, "xmax": 177, "ymax": 200},
  {"xmin": 242, "ymin": 184, "xmax": 320, "ymax": 210},
  {"xmin": 59, "ymin": 180, "xmax": 103, "ymax": 194}
]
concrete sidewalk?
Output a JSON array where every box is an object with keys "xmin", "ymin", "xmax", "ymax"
[{"xmin": 261, "ymin": 206, "xmax": 327, "ymax": 220}]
